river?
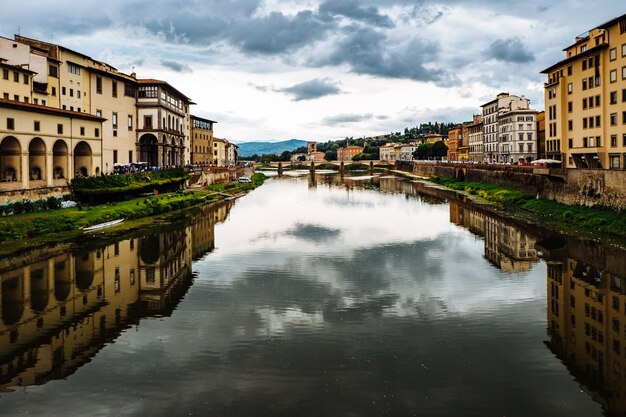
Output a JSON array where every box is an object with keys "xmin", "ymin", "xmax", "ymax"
[{"xmin": 0, "ymin": 173, "xmax": 624, "ymax": 416}]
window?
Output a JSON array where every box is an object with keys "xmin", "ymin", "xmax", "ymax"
[
  {"xmin": 623, "ymin": 111, "xmax": 626, "ymax": 124},
  {"xmin": 2, "ymin": 93, "xmax": 7, "ymax": 99},
  {"xmin": 582, "ymin": 79, "xmax": 588, "ymax": 90},
  {"xmin": 596, "ymin": 115, "xmax": 601, "ymax": 127},
  {"xmin": 595, "ymin": 95, "xmax": 600, "ymax": 107},
  {"xmin": 23, "ymin": 97, "xmax": 28, "ymax": 103},
  {"xmin": 113, "ymin": 150, "xmax": 118, "ymax": 164},
  {"xmin": 51, "ymin": 86, "xmax": 56, "ymax": 96},
  {"xmin": 34, "ymin": 121, "xmax": 40, "ymax": 131},
  {"xmin": 144, "ymin": 115, "xmax": 152, "ymax": 128},
  {"xmin": 49, "ymin": 65, "xmax": 58, "ymax": 77},
  {"xmin": 611, "ymin": 48, "xmax": 617, "ymax": 61},
  {"xmin": 611, "ymin": 69, "xmax": 617, "ymax": 83},
  {"xmin": 583, "ymin": 118, "xmax": 588, "ymax": 129},
  {"xmin": 611, "ymin": 135, "xmax": 618, "ymax": 147},
  {"xmin": 124, "ymin": 83, "xmax": 135, "ymax": 97},
  {"xmin": 62, "ymin": 86, "xmax": 66, "ymax": 95},
  {"xmin": 611, "ymin": 91, "xmax": 617, "ymax": 104},
  {"xmin": 13, "ymin": 71, "xmax": 18, "ymax": 82},
  {"xmin": 128, "ymin": 115, "xmax": 133, "ymax": 130},
  {"xmin": 96, "ymin": 76, "xmax": 102, "ymax": 94},
  {"xmin": 568, "ymin": 120, "xmax": 573, "ymax": 131},
  {"xmin": 112, "ymin": 112, "xmax": 118, "ymax": 129},
  {"xmin": 610, "ymin": 154, "xmax": 620, "ymax": 169},
  {"xmin": 581, "ymin": 44, "xmax": 587, "ymax": 52},
  {"xmin": 57, "ymin": 124, "xmax": 63, "ymax": 134},
  {"xmin": 69, "ymin": 88, "xmax": 73, "ymax": 97},
  {"xmin": 112, "ymin": 80, "xmax": 117, "ymax": 98},
  {"xmin": 23, "ymin": 74, "xmax": 28, "ymax": 84},
  {"xmin": 95, "ymin": 128, "xmax": 100, "ymax": 137},
  {"xmin": 129, "ymin": 150, "xmax": 133, "ymax": 163},
  {"xmin": 80, "ymin": 126, "xmax": 85, "ymax": 136},
  {"xmin": 2, "ymin": 68, "xmax": 8, "ymax": 79},
  {"xmin": 96, "ymin": 109, "xmax": 102, "ymax": 118},
  {"xmin": 527, "ymin": 133, "xmax": 533, "ymax": 141},
  {"xmin": 583, "ymin": 60, "xmax": 587, "ymax": 71},
  {"xmin": 568, "ymin": 101, "xmax": 573, "ymax": 113},
  {"xmin": 68, "ymin": 63, "xmax": 80, "ymax": 75},
  {"xmin": 622, "ymin": 66, "xmax": 626, "ymax": 80},
  {"xmin": 77, "ymin": 90, "xmax": 81, "ymax": 99},
  {"xmin": 583, "ymin": 98, "xmax": 588, "ymax": 109},
  {"xmin": 569, "ymin": 138, "xmax": 573, "ymax": 148},
  {"xmin": 567, "ymin": 65, "xmax": 572, "ymax": 76},
  {"xmin": 611, "ymin": 113, "xmax": 618, "ymax": 125},
  {"xmin": 622, "ymin": 44, "xmax": 626, "ymax": 57},
  {"xmin": 7, "ymin": 118, "xmax": 14, "ymax": 130}
]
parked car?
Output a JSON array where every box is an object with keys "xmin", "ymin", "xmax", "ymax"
[{"xmin": 238, "ymin": 177, "xmax": 252, "ymax": 183}]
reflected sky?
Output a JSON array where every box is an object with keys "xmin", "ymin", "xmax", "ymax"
[{"xmin": 0, "ymin": 175, "xmax": 607, "ymax": 417}]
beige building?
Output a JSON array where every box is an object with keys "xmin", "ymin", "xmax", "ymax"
[
  {"xmin": 468, "ymin": 115, "xmax": 484, "ymax": 162},
  {"xmin": 0, "ymin": 99, "xmax": 104, "ymax": 202},
  {"xmin": 5, "ymin": 35, "xmax": 140, "ymax": 173},
  {"xmin": 212, "ymin": 137, "xmax": 229, "ymax": 167},
  {"xmin": 136, "ymin": 79, "xmax": 193, "ymax": 167},
  {"xmin": 542, "ymin": 13, "xmax": 626, "ymax": 169},
  {"xmin": 191, "ymin": 115, "xmax": 216, "ymax": 166},
  {"xmin": 379, "ymin": 143, "xmax": 398, "ymax": 161}
]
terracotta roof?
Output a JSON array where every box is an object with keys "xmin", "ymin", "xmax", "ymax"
[{"xmin": 0, "ymin": 98, "xmax": 106, "ymax": 122}]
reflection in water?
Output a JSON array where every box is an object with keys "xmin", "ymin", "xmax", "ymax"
[
  {"xmin": 0, "ymin": 201, "xmax": 232, "ymax": 390},
  {"xmin": 544, "ymin": 240, "xmax": 626, "ymax": 416},
  {"xmin": 0, "ymin": 175, "xmax": 625, "ymax": 416}
]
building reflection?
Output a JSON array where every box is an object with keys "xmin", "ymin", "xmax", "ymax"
[
  {"xmin": 0, "ymin": 201, "xmax": 232, "ymax": 390},
  {"xmin": 543, "ymin": 240, "xmax": 626, "ymax": 415}
]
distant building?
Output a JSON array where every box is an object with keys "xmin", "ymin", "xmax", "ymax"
[
  {"xmin": 536, "ymin": 111, "xmax": 546, "ymax": 160},
  {"xmin": 308, "ymin": 151, "xmax": 325, "ymax": 162},
  {"xmin": 190, "ymin": 116, "xmax": 216, "ymax": 166},
  {"xmin": 423, "ymin": 134, "xmax": 447, "ymax": 144},
  {"xmin": 467, "ymin": 115, "xmax": 484, "ymax": 162},
  {"xmin": 400, "ymin": 143, "xmax": 419, "ymax": 161},
  {"xmin": 447, "ymin": 126, "xmax": 462, "ymax": 161},
  {"xmin": 337, "ymin": 145, "xmax": 363, "ymax": 161},
  {"xmin": 379, "ymin": 143, "xmax": 398, "ymax": 161}
]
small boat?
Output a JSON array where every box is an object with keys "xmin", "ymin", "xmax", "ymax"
[{"xmin": 83, "ymin": 219, "xmax": 125, "ymax": 232}]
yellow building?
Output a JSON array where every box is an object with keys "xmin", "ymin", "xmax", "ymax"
[
  {"xmin": 191, "ymin": 115, "xmax": 216, "ymax": 166},
  {"xmin": 212, "ymin": 137, "xmax": 228, "ymax": 167},
  {"xmin": 542, "ymin": 13, "xmax": 626, "ymax": 169},
  {"xmin": 0, "ymin": 99, "xmax": 104, "ymax": 203}
]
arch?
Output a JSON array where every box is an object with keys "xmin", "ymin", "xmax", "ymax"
[
  {"xmin": 74, "ymin": 141, "xmax": 92, "ymax": 177},
  {"xmin": 456, "ymin": 168, "xmax": 466, "ymax": 182},
  {"xmin": 0, "ymin": 136, "xmax": 22, "ymax": 182},
  {"xmin": 30, "ymin": 266, "xmax": 49, "ymax": 312},
  {"xmin": 75, "ymin": 252, "xmax": 95, "ymax": 290},
  {"xmin": 2, "ymin": 274, "xmax": 24, "ymax": 325},
  {"xmin": 53, "ymin": 140, "xmax": 68, "ymax": 179},
  {"xmin": 140, "ymin": 236, "xmax": 160, "ymax": 264},
  {"xmin": 54, "ymin": 258, "xmax": 71, "ymax": 302},
  {"xmin": 28, "ymin": 137, "xmax": 46, "ymax": 181},
  {"xmin": 139, "ymin": 134, "xmax": 158, "ymax": 167}
]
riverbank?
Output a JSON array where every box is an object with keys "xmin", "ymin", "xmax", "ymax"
[
  {"xmin": 413, "ymin": 172, "xmax": 626, "ymax": 243},
  {"xmin": 0, "ymin": 173, "xmax": 267, "ymax": 257}
]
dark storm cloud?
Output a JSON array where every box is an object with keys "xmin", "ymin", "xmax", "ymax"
[
  {"xmin": 228, "ymin": 11, "xmax": 332, "ymax": 55},
  {"xmin": 486, "ymin": 38, "xmax": 535, "ymax": 63},
  {"xmin": 318, "ymin": 0, "xmax": 395, "ymax": 28},
  {"xmin": 276, "ymin": 78, "xmax": 343, "ymax": 101},
  {"xmin": 314, "ymin": 26, "xmax": 450, "ymax": 84},
  {"xmin": 161, "ymin": 60, "xmax": 192, "ymax": 73}
]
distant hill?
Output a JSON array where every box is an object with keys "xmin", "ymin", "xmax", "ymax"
[{"xmin": 236, "ymin": 139, "xmax": 307, "ymax": 157}]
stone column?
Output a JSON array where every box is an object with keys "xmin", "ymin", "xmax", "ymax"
[
  {"xmin": 46, "ymin": 152, "xmax": 53, "ymax": 187},
  {"xmin": 310, "ymin": 161, "xmax": 315, "ymax": 174},
  {"xmin": 278, "ymin": 162, "xmax": 283, "ymax": 177},
  {"xmin": 340, "ymin": 161, "xmax": 344, "ymax": 176},
  {"xmin": 369, "ymin": 161, "xmax": 374, "ymax": 174},
  {"xmin": 21, "ymin": 152, "xmax": 29, "ymax": 190}
]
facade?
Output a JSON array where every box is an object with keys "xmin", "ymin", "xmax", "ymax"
[
  {"xmin": 308, "ymin": 151, "xmax": 325, "ymax": 162},
  {"xmin": 447, "ymin": 126, "xmax": 462, "ymax": 161},
  {"xmin": 542, "ymin": 13, "xmax": 626, "ymax": 169},
  {"xmin": 337, "ymin": 145, "xmax": 363, "ymax": 161},
  {"xmin": 212, "ymin": 137, "xmax": 228, "ymax": 167},
  {"xmin": 537, "ymin": 111, "xmax": 547, "ymax": 159},
  {"xmin": 0, "ymin": 99, "xmax": 104, "ymax": 202},
  {"xmin": 458, "ymin": 124, "xmax": 470, "ymax": 161},
  {"xmin": 423, "ymin": 134, "xmax": 447, "ymax": 144},
  {"xmin": 190, "ymin": 116, "xmax": 215, "ymax": 166},
  {"xmin": 136, "ymin": 79, "xmax": 193, "ymax": 168},
  {"xmin": 497, "ymin": 105, "xmax": 538, "ymax": 163},
  {"xmin": 226, "ymin": 142, "xmax": 238, "ymax": 166},
  {"xmin": 468, "ymin": 115, "xmax": 484, "ymax": 162},
  {"xmin": 481, "ymin": 92, "xmax": 538, "ymax": 163},
  {"xmin": 379, "ymin": 143, "xmax": 397, "ymax": 161},
  {"xmin": 400, "ymin": 143, "xmax": 419, "ymax": 161}
]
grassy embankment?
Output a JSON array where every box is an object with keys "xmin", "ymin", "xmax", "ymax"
[
  {"xmin": 0, "ymin": 173, "xmax": 267, "ymax": 251},
  {"xmin": 431, "ymin": 177, "xmax": 626, "ymax": 240}
]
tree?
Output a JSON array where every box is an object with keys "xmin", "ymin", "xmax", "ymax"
[
  {"xmin": 431, "ymin": 141, "xmax": 448, "ymax": 159},
  {"xmin": 279, "ymin": 150, "xmax": 292, "ymax": 162},
  {"xmin": 325, "ymin": 149, "xmax": 337, "ymax": 161}
]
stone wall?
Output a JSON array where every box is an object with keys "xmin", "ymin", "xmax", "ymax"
[
  {"xmin": 396, "ymin": 161, "xmax": 626, "ymax": 209},
  {"xmin": 0, "ymin": 185, "xmax": 71, "ymax": 205}
]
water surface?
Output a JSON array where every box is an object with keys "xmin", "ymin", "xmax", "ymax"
[{"xmin": 0, "ymin": 174, "xmax": 623, "ymax": 416}]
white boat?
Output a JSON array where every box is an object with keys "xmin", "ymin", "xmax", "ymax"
[{"xmin": 82, "ymin": 218, "xmax": 125, "ymax": 232}]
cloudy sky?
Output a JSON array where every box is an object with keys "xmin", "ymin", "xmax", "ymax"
[{"xmin": 1, "ymin": 1, "xmax": 624, "ymax": 141}]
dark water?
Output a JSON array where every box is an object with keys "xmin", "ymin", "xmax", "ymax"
[{"xmin": 0, "ymin": 174, "xmax": 624, "ymax": 416}]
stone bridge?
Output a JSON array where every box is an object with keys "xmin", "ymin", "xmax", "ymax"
[{"xmin": 259, "ymin": 160, "xmax": 389, "ymax": 174}]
